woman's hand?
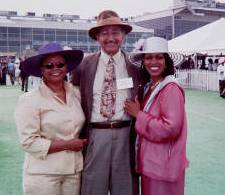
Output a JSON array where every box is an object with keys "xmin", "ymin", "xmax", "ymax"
[
  {"xmin": 124, "ymin": 96, "xmax": 141, "ymax": 118},
  {"xmin": 66, "ymin": 138, "xmax": 88, "ymax": 152},
  {"xmin": 48, "ymin": 138, "xmax": 88, "ymax": 154}
]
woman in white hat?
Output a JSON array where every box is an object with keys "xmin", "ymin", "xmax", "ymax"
[
  {"xmin": 124, "ymin": 37, "xmax": 189, "ymax": 195},
  {"xmin": 15, "ymin": 42, "xmax": 88, "ymax": 195}
]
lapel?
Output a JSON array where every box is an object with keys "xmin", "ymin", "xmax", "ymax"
[
  {"xmin": 122, "ymin": 50, "xmax": 139, "ymax": 99},
  {"xmin": 84, "ymin": 52, "xmax": 100, "ymax": 121}
]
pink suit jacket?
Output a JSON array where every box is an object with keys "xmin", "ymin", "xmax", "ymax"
[{"xmin": 135, "ymin": 82, "xmax": 189, "ymax": 182}]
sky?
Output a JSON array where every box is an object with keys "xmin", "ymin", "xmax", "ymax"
[
  {"xmin": 0, "ymin": 0, "xmax": 225, "ymax": 19},
  {"xmin": 0, "ymin": 0, "xmax": 173, "ymax": 19}
]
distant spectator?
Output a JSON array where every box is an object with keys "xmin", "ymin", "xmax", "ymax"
[
  {"xmin": 213, "ymin": 58, "xmax": 219, "ymax": 71},
  {"xmin": 1, "ymin": 63, "xmax": 7, "ymax": 85},
  {"xmin": 7, "ymin": 60, "xmax": 15, "ymax": 85},
  {"xmin": 207, "ymin": 58, "xmax": 213, "ymax": 71},
  {"xmin": 188, "ymin": 57, "xmax": 194, "ymax": 69},
  {"xmin": 19, "ymin": 60, "xmax": 29, "ymax": 92},
  {"xmin": 180, "ymin": 57, "xmax": 189, "ymax": 69},
  {"xmin": 14, "ymin": 59, "xmax": 21, "ymax": 85},
  {"xmin": 200, "ymin": 55, "xmax": 207, "ymax": 70},
  {"xmin": 180, "ymin": 56, "xmax": 195, "ymax": 69},
  {"xmin": 217, "ymin": 59, "xmax": 225, "ymax": 98},
  {"xmin": 0, "ymin": 62, "xmax": 2, "ymax": 85}
]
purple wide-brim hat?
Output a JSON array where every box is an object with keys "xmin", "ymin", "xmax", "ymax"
[{"xmin": 22, "ymin": 42, "xmax": 84, "ymax": 77}]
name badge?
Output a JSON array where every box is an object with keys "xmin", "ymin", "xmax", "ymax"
[{"xmin": 116, "ymin": 78, "xmax": 134, "ymax": 90}]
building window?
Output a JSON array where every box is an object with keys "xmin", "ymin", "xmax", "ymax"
[
  {"xmin": 45, "ymin": 29, "xmax": 55, "ymax": 35},
  {"xmin": 0, "ymin": 27, "xmax": 7, "ymax": 33},
  {"xmin": 45, "ymin": 35, "xmax": 55, "ymax": 41},
  {"xmin": 33, "ymin": 34, "xmax": 44, "ymax": 41},
  {"xmin": 56, "ymin": 29, "xmax": 67, "ymax": 36},
  {"xmin": 8, "ymin": 27, "xmax": 20, "ymax": 34},
  {"xmin": 33, "ymin": 28, "xmax": 44, "ymax": 34},
  {"xmin": 67, "ymin": 30, "xmax": 77, "ymax": 36}
]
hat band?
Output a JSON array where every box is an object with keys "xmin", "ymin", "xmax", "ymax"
[
  {"xmin": 141, "ymin": 50, "xmax": 169, "ymax": 53},
  {"xmin": 96, "ymin": 17, "xmax": 125, "ymax": 27}
]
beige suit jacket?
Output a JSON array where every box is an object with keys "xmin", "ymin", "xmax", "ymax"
[{"xmin": 15, "ymin": 82, "xmax": 85, "ymax": 175}]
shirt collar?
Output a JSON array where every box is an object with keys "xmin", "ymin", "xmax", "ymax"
[
  {"xmin": 100, "ymin": 49, "xmax": 122, "ymax": 66},
  {"xmin": 40, "ymin": 81, "xmax": 73, "ymax": 104}
]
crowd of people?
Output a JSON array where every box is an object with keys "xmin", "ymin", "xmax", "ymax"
[
  {"xmin": 178, "ymin": 54, "xmax": 225, "ymax": 98},
  {"xmin": 179, "ymin": 54, "xmax": 224, "ymax": 71},
  {"xmin": 0, "ymin": 57, "xmax": 29, "ymax": 91}
]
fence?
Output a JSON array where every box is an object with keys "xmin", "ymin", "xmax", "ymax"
[
  {"xmin": 4, "ymin": 69, "xmax": 219, "ymax": 92},
  {"xmin": 175, "ymin": 69, "xmax": 219, "ymax": 92}
]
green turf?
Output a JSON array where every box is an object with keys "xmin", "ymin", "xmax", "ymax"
[
  {"xmin": 0, "ymin": 86, "xmax": 225, "ymax": 195},
  {"xmin": 185, "ymin": 90, "xmax": 225, "ymax": 195},
  {"xmin": 0, "ymin": 86, "xmax": 23, "ymax": 195}
]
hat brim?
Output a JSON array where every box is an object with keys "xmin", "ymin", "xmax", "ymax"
[
  {"xmin": 129, "ymin": 51, "xmax": 185, "ymax": 67},
  {"xmin": 89, "ymin": 24, "xmax": 132, "ymax": 40},
  {"xmin": 22, "ymin": 50, "xmax": 83, "ymax": 77}
]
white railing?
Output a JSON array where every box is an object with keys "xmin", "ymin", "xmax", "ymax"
[{"xmin": 175, "ymin": 69, "xmax": 219, "ymax": 92}]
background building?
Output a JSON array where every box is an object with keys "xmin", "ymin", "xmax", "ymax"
[
  {"xmin": 0, "ymin": 11, "xmax": 153, "ymax": 56},
  {"xmin": 133, "ymin": 0, "xmax": 225, "ymax": 39}
]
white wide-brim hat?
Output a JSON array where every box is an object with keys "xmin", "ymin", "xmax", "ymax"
[
  {"xmin": 129, "ymin": 37, "xmax": 184, "ymax": 67},
  {"xmin": 219, "ymin": 57, "xmax": 225, "ymax": 64}
]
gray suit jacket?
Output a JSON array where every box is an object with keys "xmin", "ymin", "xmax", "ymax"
[{"xmin": 73, "ymin": 51, "xmax": 141, "ymax": 135}]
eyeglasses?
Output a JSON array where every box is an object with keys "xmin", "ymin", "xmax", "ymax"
[
  {"xmin": 99, "ymin": 30, "xmax": 123, "ymax": 38},
  {"xmin": 42, "ymin": 62, "xmax": 65, "ymax": 69}
]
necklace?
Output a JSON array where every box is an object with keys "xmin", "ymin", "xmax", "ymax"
[
  {"xmin": 51, "ymin": 88, "xmax": 66, "ymax": 102},
  {"xmin": 144, "ymin": 79, "xmax": 163, "ymax": 99},
  {"xmin": 150, "ymin": 80, "xmax": 162, "ymax": 91}
]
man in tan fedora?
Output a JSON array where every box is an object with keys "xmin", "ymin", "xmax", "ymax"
[{"xmin": 73, "ymin": 10, "xmax": 141, "ymax": 195}]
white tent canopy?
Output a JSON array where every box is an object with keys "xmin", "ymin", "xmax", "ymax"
[{"xmin": 168, "ymin": 18, "xmax": 225, "ymax": 55}]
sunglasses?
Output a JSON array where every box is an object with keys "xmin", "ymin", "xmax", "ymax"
[{"xmin": 42, "ymin": 62, "xmax": 65, "ymax": 69}]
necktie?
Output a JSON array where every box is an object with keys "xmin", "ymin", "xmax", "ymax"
[{"xmin": 100, "ymin": 58, "xmax": 116, "ymax": 120}]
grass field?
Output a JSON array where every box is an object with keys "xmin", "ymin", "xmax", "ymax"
[{"xmin": 0, "ymin": 85, "xmax": 225, "ymax": 195}]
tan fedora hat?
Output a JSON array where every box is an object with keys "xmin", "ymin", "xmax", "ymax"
[{"xmin": 89, "ymin": 10, "xmax": 132, "ymax": 40}]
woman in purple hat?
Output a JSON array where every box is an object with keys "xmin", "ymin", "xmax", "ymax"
[{"xmin": 15, "ymin": 42, "xmax": 88, "ymax": 195}]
